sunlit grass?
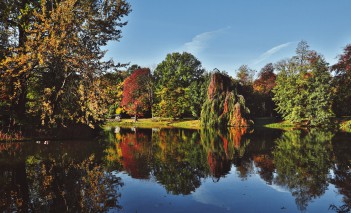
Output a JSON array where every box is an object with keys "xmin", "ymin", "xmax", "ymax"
[{"xmin": 103, "ymin": 118, "xmax": 201, "ymax": 130}]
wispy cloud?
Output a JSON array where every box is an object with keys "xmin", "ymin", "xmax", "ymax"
[
  {"xmin": 182, "ymin": 27, "xmax": 231, "ymax": 55},
  {"xmin": 253, "ymin": 42, "xmax": 294, "ymax": 65}
]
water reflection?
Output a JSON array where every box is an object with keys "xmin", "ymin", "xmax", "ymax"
[
  {"xmin": 272, "ymin": 129, "xmax": 334, "ymax": 211},
  {"xmin": 0, "ymin": 127, "xmax": 350, "ymax": 212},
  {"xmin": 105, "ymin": 127, "xmax": 270, "ymax": 194},
  {"xmin": 105, "ymin": 126, "xmax": 351, "ymax": 212},
  {"xmin": 330, "ymin": 132, "xmax": 351, "ymax": 212},
  {"xmin": 0, "ymin": 140, "xmax": 122, "ymax": 212}
]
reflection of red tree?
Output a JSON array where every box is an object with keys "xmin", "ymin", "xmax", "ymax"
[
  {"xmin": 207, "ymin": 152, "xmax": 221, "ymax": 178},
  {"xmin": 118, "ymin": 132, "xmax": 150, "ymax": 179}
]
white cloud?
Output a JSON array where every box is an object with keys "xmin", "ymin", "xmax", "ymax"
[
  {"xmin": 253, "ymin": 42, "xmax": 294, "ymax": 66},
  {"xmin": 182, "ymin": 27, "xmax": 231, "ymax": 55}
]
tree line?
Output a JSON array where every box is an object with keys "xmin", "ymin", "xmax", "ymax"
[
  {"xmin": 1, "ymin": 1, "xmax": 351, "ymax": 128},
  {"xmin": 117, "ymin": 41, "xmax": 351, "ymax": 127}
]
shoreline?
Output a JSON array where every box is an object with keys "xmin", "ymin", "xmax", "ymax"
[{"xmin": 104, "ymin": 117, "xmax": 351, "ymax": 132}]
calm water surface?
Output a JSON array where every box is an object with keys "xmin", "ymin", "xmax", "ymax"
[{"xmin": 0, "ymin": 127, "xmax": 350, "ymax": 212}]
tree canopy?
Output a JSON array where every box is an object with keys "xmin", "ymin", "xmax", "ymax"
[
  {"xmin": 272, "ymin": 41, "xmax": 334, "ymax": 126},
  {"xmin": 153, "ymin": 52, "xmax": 205, "ymax": 118},
  {"xmin": 121, "ymin": 68, "xmax": 152, "ymax": 120},
  {"xmin": 0, "ymin": 0, "xmax": 131, "ymax": 127}
]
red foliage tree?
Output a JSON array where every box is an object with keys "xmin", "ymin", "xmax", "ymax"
[
  {"xmin": 253, "ymin": 63, "xmax": 276, "ymax": 94},
  {"xmin": 121, "ymin": 68, "xmax": 151, "ymax": 120}
]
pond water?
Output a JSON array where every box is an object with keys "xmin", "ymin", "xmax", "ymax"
[{"xmin": 0, "ymin": 127, "xmax": 350, "ymax": 212}]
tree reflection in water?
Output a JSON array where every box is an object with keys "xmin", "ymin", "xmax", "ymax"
[
  {"xmin": 0, "ymin": 141, "xmax": 123, "ymax": 212},
  {"xmin": 106, "ymin": 127, "xmax": 252, "ymax": 193},
  {"xmin": 272, "ymin": 129, "xmax": 334, "ymax": 211},
  {"xmin": 330, "ymin": 132, "xmax": 351, "ymax": 212}
]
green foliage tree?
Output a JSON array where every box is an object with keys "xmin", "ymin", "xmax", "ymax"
[
  {"xmin": 153, "ymin": 52, "xmax": 205, "ymax": 118},
  {"xmin": 272, "ymin": 41, "xmax": 334, "ymax": 126},
  {"xmin": 187, "ymin": 72, "xmax": 210, "ymax": 118}
]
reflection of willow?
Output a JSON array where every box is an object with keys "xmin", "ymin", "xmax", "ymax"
[
  {"xmin": 26, "ymin": 155, "xmax": 122, "ymax": 212},
  {"xmin": 151, "ymin": 129, "xmax": 209, "ymax": 195},
  {"xmin": 273, "ymin": 129, "xmax": 334, "ymax": 211},
  {"xmin": 200, "ymin": 127, "xmax": 251, "ymax": 181},
  {"xmin": 330, "ymin": 132, "xmax": 351, "ymax": 212}
]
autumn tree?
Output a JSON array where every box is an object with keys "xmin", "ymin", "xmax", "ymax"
[
  {"xmin": 153, "ymin": 52, "xmax": 205, "ymax": 118},
  {"xmin": 121, "ymin": 68, "xmax": 152, "ymax": 121},
  {"xmin": 272, "ymin": 41, "xmax": 334, "ymax": 126},
  {"xmin": 253, "ymin": 63, "xmax": 276, "ymax": 117},
  {"xmin": 99, "ymin": 70, "xmax": 130, "ymax": 118},
  {"xmin": 0, "ymin": 0, "xmax": 131, "ymax": 127},
  {"xmin": 331, "ymin": 44, "xmax": 351, "ymax": 116},
  {"xmin": 0, "ymin": 0, "xmax": 39, "ymax": 125},
  {"xmin": 234, "ymin": 65, "xmax": 256, "ymax": 117},
  {"xmin": 236, "ymin": 65, "xmax": 255, "ymax": 85}
]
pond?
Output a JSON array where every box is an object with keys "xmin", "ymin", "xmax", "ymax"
[{"xmin": 0, "ymin": 127, "xmax": 350, "ymax": 212}]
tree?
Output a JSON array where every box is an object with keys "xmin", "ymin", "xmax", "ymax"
[
  {"xmin": 253, "ymin": 63, "xmax": 276, "ymax": 117},
  {"xmin": 121, "ymin": 68, "xmax": 152, "ymax": 121},
  {"xmin": 187, "ymin": 72, "xmax": 210, "ymax": 118},
  {"xmin": 253, "ymin": 63, "xmax": 276, "ymax": 94},
  {"xmin": 0, "ymin": 0, "xmax": 131, "ymax": 127},
  {"xmin": 272, "ymin": 41, "xmax": 334, "ymax": 126},
  {"xmin": 331, "ymin": 44, "xmax": 351, "ymax": 116},
  {"xmin": 236, "ymin": 65, "xmax": 255, "ymax": 85},
  {"xmin": 153, "ymin": 52, "xmax": 205, "ymax": 118},
  {"xmin": 201, "ymin": 71, "xmax": 252, "ymax": 128}
]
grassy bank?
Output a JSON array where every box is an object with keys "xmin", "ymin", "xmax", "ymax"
[
  {"xmin": 103, "ymin": 118, "xmax": 201, "ymax": 130},
  {"xmin": 253, "ymin": 117, "xmax": 293, "ymax": 129},
  {"xmin": 104, "ymin": 117, "xmax": 351, "ymax": 132}
]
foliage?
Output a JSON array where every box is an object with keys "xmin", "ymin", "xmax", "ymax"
[
  {"xmin": 153, "ymin": 52, "xmax": 205, "ymax": 118},
  {"xmin": 121, "ymin": 68, "xmax": 152, "ymax": 119},
  {"xmin": 252, "ymin": 63, "xmax": 277, "ymax": 117},
  {"xmin": 187, "ymin": 72, "xmax": 211, "ymax": 118},
  {"xmin": 0, "ymin": 0, "xmax": 131, "ymax": 127},
  {"xmin": 236, "ymin": 65, "xmax": 255, "ymax": 85},
  {"xmin": 272, "ymin": 41, "xmax": 334, "ymax": 127},
  {"xmin": 331, "ymin": 44, "xmax": 351, "ymax": 116},
  {"xmin": 340, "ymin": 120, "xmax": 351, "ymax": 132},
  {"xmin": 201, "ymin": 71, "xmax": 252, "ymax": 128},
  {"xmin": 100, "ymin": 71, "xmax": 129, "ymax": 118},
  {"xmin": 105, "ymin": 126, "xmax": 252, "ymax": 194}
]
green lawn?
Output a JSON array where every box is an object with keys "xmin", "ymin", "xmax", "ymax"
[
  {"xmin": 104, "ymin": 117, "xmax": 351, "ymax": 132},
  {"xmin": 103, "ymin": 118, "xmax": 201, "ymax": 130}
]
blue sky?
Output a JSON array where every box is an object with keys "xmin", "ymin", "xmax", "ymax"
[{"xmin": 105, "ymin": 0, "xmax": 351, "ymax": 76}]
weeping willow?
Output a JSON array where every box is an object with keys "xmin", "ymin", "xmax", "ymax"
[{"xmin": 201, "ymin": 72, "xmax": 252, "ymax": 128}]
